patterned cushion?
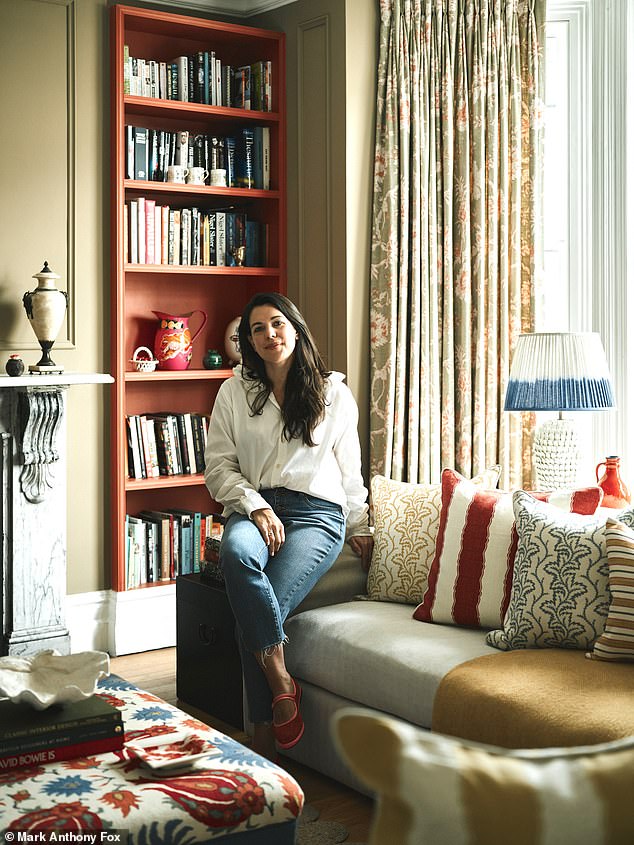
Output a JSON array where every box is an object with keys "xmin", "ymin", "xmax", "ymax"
[
  {"xmin": 367, "ymin": 466, "xmax": 501, "ymax": 604},
  {"xmin": 413, "ymin": 471, "xmax": 604, "ymax": 629},
  {"xmin": 333, "ymin": 708, "xmax": 634, "ymax": 845},
  {"xmin": 587, "ymin": 517, "xmax": 634, "ymax": 662},
  {"xmin": 486, "ymin": 496, "xmax": 634, "ymax": 651}
]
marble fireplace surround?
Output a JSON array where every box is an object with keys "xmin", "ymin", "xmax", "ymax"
[{"xmin": 0, "ymin": 372, "xmax": 113, "ymax": 657}]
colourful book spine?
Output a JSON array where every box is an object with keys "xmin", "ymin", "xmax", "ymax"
[
  {"xmin": 145, "ymin": 199, "xmax": 156, "ymax": 265},
  {"xmin": 161, "ymin": 205, "xmax": 169, "ymax": 264}
]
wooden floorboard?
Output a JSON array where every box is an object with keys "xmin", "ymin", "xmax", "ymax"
[{"xmin": 110, "ymin": 647, "xmax": 374, "ymax": 842}]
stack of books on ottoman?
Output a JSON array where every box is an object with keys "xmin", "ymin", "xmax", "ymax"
[{"xmin": 0, "ymin": 695, "xmax": 124, "ymax": 771}]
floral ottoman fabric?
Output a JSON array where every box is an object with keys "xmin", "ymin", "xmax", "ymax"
[{"xmin": 0, "ymin": 675, "xmax": 303, "ymax": 844}]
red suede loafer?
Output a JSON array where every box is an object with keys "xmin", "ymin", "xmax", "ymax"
[{"xmin": 272, "ymin": 680, "xmax": 304, "ymax": 749}]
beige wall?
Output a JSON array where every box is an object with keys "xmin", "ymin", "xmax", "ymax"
[
  {"xmin": 0, "ymin": 0, "xmax": 377, "ymax": 596},
  {"xmin": 0, "ymin": 0, "xmax": 110, "ymax": 595},
  {"xmin": 253, "ymin": 0, "xmax": 378, "ymax": 477}
]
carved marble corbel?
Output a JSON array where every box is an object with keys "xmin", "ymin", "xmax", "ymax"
[{"xmin": 18, "ymin": 388, "xmax": 65, "ymax": 503}]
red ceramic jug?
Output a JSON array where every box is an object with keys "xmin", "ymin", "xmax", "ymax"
[
  {"xmin": 595, "ymin": 455, "xmax": 631, "ymax": 509},
  {"xmin": 153, "ymin": 310, "xmax": 207, "ymax": 370}
]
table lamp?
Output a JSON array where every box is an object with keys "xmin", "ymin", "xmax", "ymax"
[{"xmin": 504, "ymin": 332, "xmax": 615, "ymax": 489}]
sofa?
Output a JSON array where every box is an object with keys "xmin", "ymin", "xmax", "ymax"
[{"xmin": 277, "ymin": 470, "xmax": 634, "ymax": 794}]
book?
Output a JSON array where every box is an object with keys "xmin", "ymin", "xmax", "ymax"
[
  {"xmin": 251, "ymin": 61, "xmax": 264, "ymax": 111},
  {"xmin": 137, "ymin": 197, "xmax": 146, "ymax": 264},
  {"xmin": 141, "ymin": 509, "xmax": 176, "ymax": 579},
  {"xmin": 148, "ymin": 129, "xmax": 159, "ymax": 180},
  {"xmin": 233, "ymin": 65, "xmax": 251, "ymax": 109},
  {"xmin": 154, "ymin": 203, "xmax": 162, "ymax": 264},
  {"xmin": 126, "ymin": 515, "xmax": 146, "ymax": 586},
  {"xmin": 235, "ymin": 128, "xmax": 254, "ymax": 189},
  {"xmin": 176, "ymin": 130, "xmax": 189, "ymax": 168},
  {"xmin": 174, "ymin": 55, "xmax": 188, "ymax": 101},
  {"xmin": 139, "ymin": 510, "xmax": 172, "ymax": 581},
  {"xmin": 191, "ymin": 414, "xmax": 206, "ymax": 473},
  {"xmin": 161, "ymin": 205, "xmax": 169, "ymax": 263},
  {"xmin": 0, "ymin": 716, "xmax": 124, "ymax": 757},
  {"xmin": 123, "ymin": 45, "xmax": 130, "ymax": 94},
  {"xmin": 168, "ymin": 510, "xmax": 193, "ymax": 575},
  {"xmin": 129, "ymin": 200, "xmax": 138, "ymax": 263},
  {"xmin": 0, "ymin": 695, "xmax": 123, "ymax": 746},
  {"xmin": 126, "ymin": 415, "xmax": 143, "ymax": 479},
  {"xmin": 145, "ymin": 199, "xmax": 156, "ymax": 265},
  {"xmin": 126, "ymin": 125, "xmax": 134, "ymax": 179},
  {"xmin": 134, "ymin": 127, "xmax": 148, "ymax": 180},
  {"xmin": 174, "ymin": 414, "xmax": 192, "ymax": 474},
  {"xmin": 216, "ymin": 211, "xmax": 226, "ymax": 266},
  {"xmin": 225, "ymin": 136, "xmax": 236, "ymax": 187},
  {"xmin": 0, "ymin": 734, "xmax": 124, "ymax": 772}
]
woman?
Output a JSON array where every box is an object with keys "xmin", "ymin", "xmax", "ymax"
[{"xmin": 204, "ymin": 292, "xmax": 373, "ymax": 759}]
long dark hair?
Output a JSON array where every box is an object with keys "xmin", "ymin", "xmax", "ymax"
[{"xmin": 238, "ymin": 292, "xmax": 330, "ymax": 446}]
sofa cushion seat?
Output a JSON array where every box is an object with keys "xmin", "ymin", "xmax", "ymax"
[
  {"xmin": 432, "ymin": 648, "xmax": 634, "ymax": 748},
  {"xmin": 284, "ymin": 600, "xmax": 495, "ymax": 728}
]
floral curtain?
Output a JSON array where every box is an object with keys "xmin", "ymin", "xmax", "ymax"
[{"xmin": 369, "ymin": 0, "xmax": 545, "ymax": 489}]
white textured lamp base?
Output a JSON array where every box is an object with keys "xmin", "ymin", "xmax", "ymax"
[{"xmin": 533, "ymin": 418, "xmax": 581, "ymax": 490}]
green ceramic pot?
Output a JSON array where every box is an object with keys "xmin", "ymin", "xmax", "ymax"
[{"xmin": 203, "ymin": 349, "xmax": 223, "ymax": 369}]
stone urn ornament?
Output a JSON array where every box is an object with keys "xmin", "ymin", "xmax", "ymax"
[{"xmin": 22, "ymin": 261, "xmax": 68, "ymax": 373}]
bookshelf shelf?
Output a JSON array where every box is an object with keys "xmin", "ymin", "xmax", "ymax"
[
  {"xmin": 124, "ymin": 180, "xmax": 281, "ymax": 201},
  {"xmin": 125, "ymin": 473, "xmax": 206, "ymax": 492},
  {"xmin": 111, "ymin": 4, "xmax": 286, "ymax": 592},
  {"xmin": 124, "ymin": 95, "xmax": 280, "ymax": 124},
  {"xmin": 124, "ymin": 264, "xmax": 280, "ymax": 275},
  {"xmin": 125, "ymin": 368, "xmax": 234, "ymax": 382}
]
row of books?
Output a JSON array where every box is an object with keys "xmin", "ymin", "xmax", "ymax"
[
  {"xmin": 0, "ymin": 695, "xmax": 124, "ymax": 771},
  {"xmin": 126, "ymin": 126, "xmax": 270, "ymax": 190},
  {"xmin": 126, "ymin": 509, "xmax": 224, "ymax": 587},
  {"xmin": 127, "ymin": 412, "xmax": 208, "ymax": 480},
  {"xmin": 124, "ymin": 48, "xmax": 273, "ymax": 111},
  {"xmin": 125, "ymin": 201, "xmax": 268, "ymax": 268}
]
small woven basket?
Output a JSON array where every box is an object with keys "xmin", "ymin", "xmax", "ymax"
[{"xmin": 130, "ymin": 346, "xmax": 158, "ymax": 373}]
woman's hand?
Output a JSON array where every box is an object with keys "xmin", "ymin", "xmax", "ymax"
[
  {"xmin": 251, "ymin": 508, "xmax": 285, "ymax": 556},
  {"xmin": 348, "ymin": 534, "xmax": 374, "ymax": 572}
]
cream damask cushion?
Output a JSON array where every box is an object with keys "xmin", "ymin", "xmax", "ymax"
[
  {"xmin": 333, "ymin": 708, "xmax": 634, "ymax": 845},
  {"xmin": 367, "ymin": 467, "xmax": 500, "ymax": 604},
  {"xmin": 587, "ymin": 517, "xmax": 634, "ymax": 662},
  {"xmin": 486, "ymin": 494, "xmax": 634, "ymax": 652}
]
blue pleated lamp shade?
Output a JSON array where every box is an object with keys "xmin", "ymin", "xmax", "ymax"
[{"xmin": 505, "ymin": 332, "xmax": 616, "ymax": 411}]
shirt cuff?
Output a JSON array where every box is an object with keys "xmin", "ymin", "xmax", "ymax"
[{"xmin": 242, "ymin": 490, "xmax": 271, "ymax": 518}]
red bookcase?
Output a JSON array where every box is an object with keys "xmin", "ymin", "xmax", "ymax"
[{"xmin": 110, "ymin": 4, "xmax": 286, "ymax": 591}]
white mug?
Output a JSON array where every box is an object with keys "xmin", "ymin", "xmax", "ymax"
[
  {"xmin": 187, "ymin": 167, "xmax": 209, "ymax": 185},
  {"xmin": 167, "ymin": 165, "xmax": 189, "ymax": 184},
  {"xmin": 209, "ymin": 168, "xmax": 227, "ymax": 187}
]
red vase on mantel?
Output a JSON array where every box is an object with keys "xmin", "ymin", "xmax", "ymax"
[{"xmin": 595, "ymin": 456, "xmax": 631, "ymax": 509}]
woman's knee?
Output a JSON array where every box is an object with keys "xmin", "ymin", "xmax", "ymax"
[{"xmin": 220, "ymin": 521, "xmax": 266, "ymax": 577}]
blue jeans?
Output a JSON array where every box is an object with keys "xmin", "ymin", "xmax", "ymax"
[{"xmin": 220, "ymin": 487, "xmax": 345, "ymax": 723}]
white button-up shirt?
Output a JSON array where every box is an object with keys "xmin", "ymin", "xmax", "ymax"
[{"xmin": 204, "ymin": 369, "xmax": 370, "ymax": 538}]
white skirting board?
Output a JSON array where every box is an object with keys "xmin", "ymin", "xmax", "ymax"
[{"xmin": 66, "ymin": 586, "xmax": 176, "ymax": 656}]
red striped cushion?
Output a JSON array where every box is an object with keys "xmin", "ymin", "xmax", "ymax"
[{"xmin": 412, "ymin": 469, "xmax": 604, "ymax": 629}]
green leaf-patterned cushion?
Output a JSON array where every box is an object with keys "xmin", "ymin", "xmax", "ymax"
[{"xmin": 486, "ymin": 492, "xmax": 634, "ymax": 651}]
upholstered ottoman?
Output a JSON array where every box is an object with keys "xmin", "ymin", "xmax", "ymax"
[{"xmin": 0, "ymin": 675, "xmax": 303, "ymax": 844}]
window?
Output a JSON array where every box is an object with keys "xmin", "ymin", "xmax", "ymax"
[{"xmin": 541, "ymin": 0, "xmax": 632, "ymax": 484}]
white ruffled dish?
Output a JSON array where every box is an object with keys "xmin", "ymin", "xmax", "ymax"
[
  {"xmin": 0, "ymin": 650, "xmax": 110, "ymax": 710},
  {"xmin": 126, "ymin": 732, "xmax": 221, "ymax": 771}
]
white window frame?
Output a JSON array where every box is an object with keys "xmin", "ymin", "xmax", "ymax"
[{"xmin": 545, "ymin": 0, "xmax": 632, "ymax": 478}]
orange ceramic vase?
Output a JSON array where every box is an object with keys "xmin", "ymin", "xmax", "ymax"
[{"xmin": 595, "ymin": 456, "xmax": 631, "ymax": 509}]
